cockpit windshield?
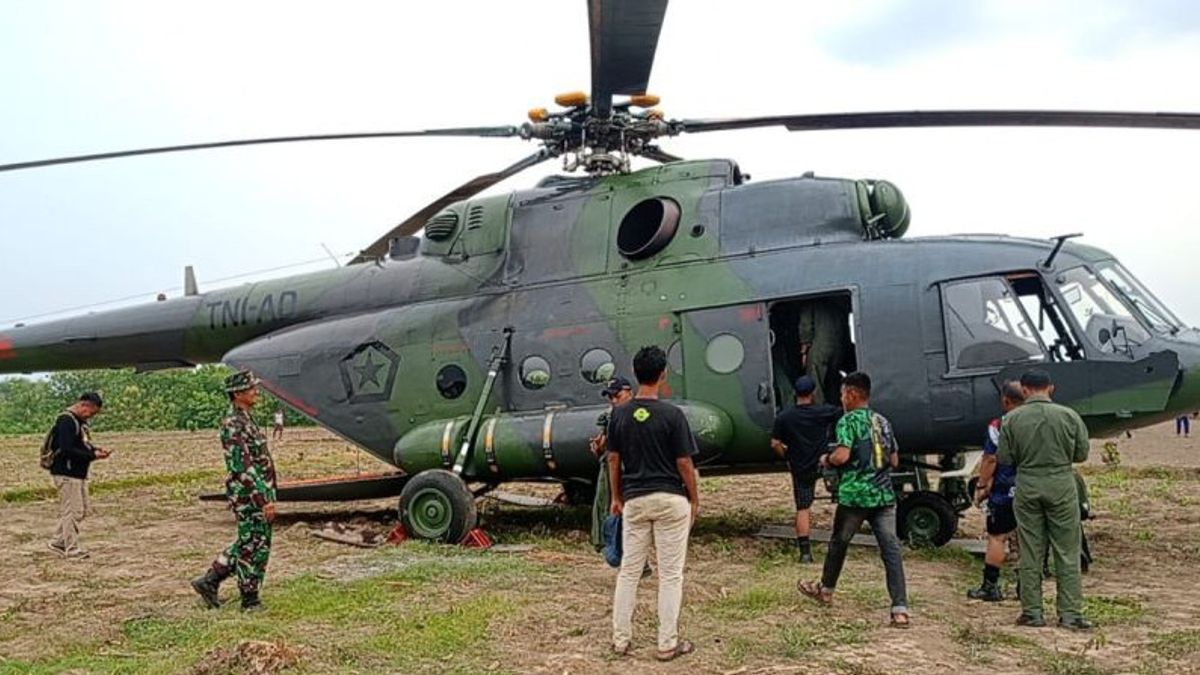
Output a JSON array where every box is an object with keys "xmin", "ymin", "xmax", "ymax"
[
  {"xmin": 1056, "ymin": 267, "xmax": 1151, "ymax": 352},
  {"xmin": 1095, "ymin": 262, "xmax": 1183, "ymax": 334}
]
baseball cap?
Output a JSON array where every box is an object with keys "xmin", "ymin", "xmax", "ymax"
[
  {"xmin": 601, "ymin": 376, "xmax": 633, "ymax": 398},
  {"xmin": 793, "ymin": 375, "xmax": 817, "ymax": 396}
]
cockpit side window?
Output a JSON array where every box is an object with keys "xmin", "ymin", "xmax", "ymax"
[{"xmin": 941, "ymin": 278, "xmax": 1045, "ymax": 372}]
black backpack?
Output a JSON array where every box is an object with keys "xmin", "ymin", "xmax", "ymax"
[{"xmin": 39, "ymin": 413, "xmax": 77, "ymax": 471}]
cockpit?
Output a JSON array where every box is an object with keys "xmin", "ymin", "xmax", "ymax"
[{"xmin": 939, "ymin": 259, "xmax": 1185, "ymax": 374}]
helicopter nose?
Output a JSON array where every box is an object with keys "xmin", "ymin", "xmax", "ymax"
[{"xmin": 1166, "ymin": 336, "xmax": 1200, "ymax": 417}]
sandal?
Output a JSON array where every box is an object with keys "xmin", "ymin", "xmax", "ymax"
[
  {"xmin": 655, "ymin": 639, "xmax": 694, "ymax": 662},
  {"xmin": 798, "ymin": 580, "xmax": 832, "ymax": 606},
  {"xmin": 890, "ymin": 612, "xmax": 911, "ymax": 629},
  {"xmin": 611, "ymin": 642, "xmax": 631, "ymax": 657}
]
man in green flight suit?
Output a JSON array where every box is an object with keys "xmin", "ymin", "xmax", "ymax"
[
  {"xmin": 997, "ymin": 369, "xmax": 1092, "ymax": 630},
  {"xmin": 191, "ymin": 369, "xmax": 278, "ymax": 612},
  {"xmin": 798, "ymin": 297, "xmax": 849, "ymax": 405}
]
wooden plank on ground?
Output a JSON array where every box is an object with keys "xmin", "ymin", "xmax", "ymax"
[{"xmin": 756, "ymin": 524, "xmax": 986, "ymax": 555}]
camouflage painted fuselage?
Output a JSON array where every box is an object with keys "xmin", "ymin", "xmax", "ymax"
[{"xmin": 4, "ymin": 159, "xmax": 1199, "ymax": 482}]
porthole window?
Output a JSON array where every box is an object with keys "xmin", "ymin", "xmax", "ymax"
[
  {"xmin": 580, "ymin": 348, "xmax": 615, "ymax": 384},
  {"xmin": 705, "ymin": 333, "xmax": 745, "ymax": 374},
  {"xmin": 520, "ymin": 356, "xmax": 552, "ymax": 390},
  {"xmin": 667, "ymin": 340, "xmax": 684, "ymax": 375},
  {"xmin": 436, "ymin": 364, "xmax": 467, "ymax": 399},
  {"xmin": 617, "ymin": 197, "xmax": 681, "ymax": 260}
]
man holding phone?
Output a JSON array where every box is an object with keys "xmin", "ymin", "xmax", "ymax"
[
  {"xmin": 47, "ymin": 392, "xmax": 111, "ymax": 559},
  {"xmin": 191, "ymin": 370, "xmax": 278, "ymax": 612}
]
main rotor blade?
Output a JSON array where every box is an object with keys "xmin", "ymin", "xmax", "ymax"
[
  {"xmin": 0, "ymin": 127, "xmax": 520, "ymax": 173},
  {"xmin": 350, "ymin": 148, "xmax": 554, "ymax": 264},
  {"xmin": 678, "ymin": 110, "xmax": 1200, "ymax": 134},
  {"xmin": 589, "ymin": 0, "xmax": 669, "ymax": 118}
]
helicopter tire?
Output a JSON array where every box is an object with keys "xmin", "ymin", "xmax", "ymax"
[
  {"xmin": 897, "ymin": 491, "xmax": 958, "ymax": 547},
  {"xmin": 398, "ymin": 469, "xmax": 478, "ymax": 543}
]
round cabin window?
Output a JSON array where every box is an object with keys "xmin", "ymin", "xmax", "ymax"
[
  {"xmin": 705, "ymin": 333, "xmax": 745, "ymax": 374},
  {"xmin": 667, "ymin": 340, "xmax": 684, "ymax": 375},
  {"xmin": 520, "ymin": 356, "xmax": 552, "ymax": 390},
  {"xmin": 617, "ymin": 197, "xmax": 681, "ymax": 260},
  {"xmin": 580, "ymin": 348, "xmax": 615, "ymax": 384},
  {"xmin": 436, "ymin": 364, "xmax": 467, "ymax": 399}
]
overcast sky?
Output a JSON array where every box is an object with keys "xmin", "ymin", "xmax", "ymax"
[{"xmin": 2, "ymin": 0, "xmax": 1199, "ymax": 327}]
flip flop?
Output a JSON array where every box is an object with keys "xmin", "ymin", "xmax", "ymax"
[
  {"xmin": 797, "ymin": 580, "xmax": 832, "ymax": 605},
  {"xmin": 890, "ymin": 612, "xmax": 912, "ymax": 629},
  {"xmin": 655, "ymin": 639, "xmax": 694, "ymax": 662}
]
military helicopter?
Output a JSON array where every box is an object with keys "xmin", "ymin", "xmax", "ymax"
[{"xmin": 3, "ymin": 0, "xmax": 1200, "ymax": 545}]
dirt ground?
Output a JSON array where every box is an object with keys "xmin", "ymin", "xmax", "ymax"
[{"xmin": 1, "ymin": 422, "xmax": 1199, "ymax": 674}]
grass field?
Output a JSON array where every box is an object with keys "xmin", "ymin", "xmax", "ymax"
[{"xmin": 1, "ymin": 424, "xmax": 1199, "ymax": 674}]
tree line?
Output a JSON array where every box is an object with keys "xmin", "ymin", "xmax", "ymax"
[{"xmin": 0, "ymin": 366, "xmax": 312, "ymax": 435}]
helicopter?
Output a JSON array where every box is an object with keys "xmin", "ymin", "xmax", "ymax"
[{"xmin": 3, "ymin": 0, "xmax": 1200, "ymax": 546}]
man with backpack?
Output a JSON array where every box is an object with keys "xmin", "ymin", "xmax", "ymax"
[{"xmin": 44, "ymin": 392, "xmax": 111, "ymax": 559}]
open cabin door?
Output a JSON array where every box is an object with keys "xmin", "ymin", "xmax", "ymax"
[{"xmin": 680, "ymin": 303, "xmax": 775, "ymax": 440}]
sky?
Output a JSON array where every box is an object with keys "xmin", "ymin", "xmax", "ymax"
[{"xmin": 2, "ymin": 0, "xmax": 1200, "ymax": 328}]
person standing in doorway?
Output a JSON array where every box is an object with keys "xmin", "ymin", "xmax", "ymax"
[
  {"xmin": 798, "ymin": 297, "xmax": 850, "ymax": 405},
  {"xmin": 608, "ymin": 346, "xmax": 700, "ymax": 661}
]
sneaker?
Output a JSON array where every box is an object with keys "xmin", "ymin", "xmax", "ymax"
[
  {"xmin": 799, "ymin": 551, "xmax": 814, "ymax": 564},
  {"xmin": 967, "ymin": 584, "xmax": 1003, "ymax": 602},
  {"xmin": 240, "ymin": 592, "xmax": 263, "ymax": 612},
  {"xmin": 1058, "ymin": 617, "xmax": 1094, "ymax": 631},
  {"xmin": 1015, "ymin": 613, "xmax": 1046, "ymax": 628}
]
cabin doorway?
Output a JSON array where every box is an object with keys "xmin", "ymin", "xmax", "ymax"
[{"xmin": 768, "ymin": 293, "xmax": 856, "ymax": 409}]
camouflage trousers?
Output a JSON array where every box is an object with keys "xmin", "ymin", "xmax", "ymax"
[{"xmin": 210, "ymin": 511, "xmax": 272, "ymax": 594}]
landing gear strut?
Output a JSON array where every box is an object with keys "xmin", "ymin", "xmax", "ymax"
[{"xmin": 892, "ymin": 451, "xmax": 978, "ymax": 547}]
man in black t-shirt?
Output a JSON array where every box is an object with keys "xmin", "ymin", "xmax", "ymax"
[
  {"xmin": 608, "ymin": 346, "xmax": 699, "ymax": 662},
  {"xmin": 47, "ymin": 392, "xmax": 112, "ymax": 558},
  {"xmin": 771, "ymin": 375, "xmax": 841, "ymax": 563}
]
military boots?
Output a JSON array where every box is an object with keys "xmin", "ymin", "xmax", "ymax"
[
  {"xmin": 241, "ymin": 592, "xmax": 264, "ymax": 612},
  {"xmin": 190, "ymin": 569, "xmax": 228, "ymax": 609},
  {"xmin": 967, "ymin": 582, "xmax": 1003, "ymax": 602}
]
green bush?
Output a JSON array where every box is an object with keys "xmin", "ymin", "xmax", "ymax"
[{"xmin": 0, "ymin": 366, "xmax": 313, "ymax": 434}]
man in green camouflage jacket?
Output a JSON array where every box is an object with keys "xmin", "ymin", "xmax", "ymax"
[
  {"xmin": 799, "ymin": 371, "xmax": 910, "ymax": 628},
  {"xmin": 191, "ymin": 369, "xmax": 278, "ymax": 612}
]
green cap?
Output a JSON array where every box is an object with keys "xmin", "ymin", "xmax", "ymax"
[{"xmin": 224, "ymin": 369, "xmax": 260, "ymax": 393}]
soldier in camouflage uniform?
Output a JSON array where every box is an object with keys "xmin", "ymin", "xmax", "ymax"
[
  {"xmin": 798, "ymin": 297, "xmax": 850, "ymax": 405},
  {"xmin": 191, "ymin": 369, "xmax": 278, "ymax": 612},
  {"xmin": 589, "ymin": 376, "xmax": 634, "ymax": 550}
]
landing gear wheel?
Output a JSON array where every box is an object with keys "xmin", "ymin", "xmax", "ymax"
[
  {"xmin": 398, "ymin": 469, "xmax": 478, "ymax": 542},
  {"xmin": 561, "ymin": 480, "xmax": 596, "ymax": 506},
  {"xmin": 897, "ymin": 491, "xmax": 958, "ymax": 547}
]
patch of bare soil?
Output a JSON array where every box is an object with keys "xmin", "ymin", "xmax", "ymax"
[{"xmin": 191, "ymin": 640, "xmax": 303, "ymax": 675}]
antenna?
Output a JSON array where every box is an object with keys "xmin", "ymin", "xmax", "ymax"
[
  {"xmin": 1041, "ymin": 233, "xmax": 1083, "ymax": 270},
  {"xmin": 184, "ymin": 266, "xmax": 199, "ymax": 296},
  {"xmin": 320, "ymin": 243, "xmax": 342, "ymax": 268}
]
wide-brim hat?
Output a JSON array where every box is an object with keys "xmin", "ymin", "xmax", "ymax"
[{"xmin": 224, "ymin": 369, "xmax": 261, "ymax": 393}]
